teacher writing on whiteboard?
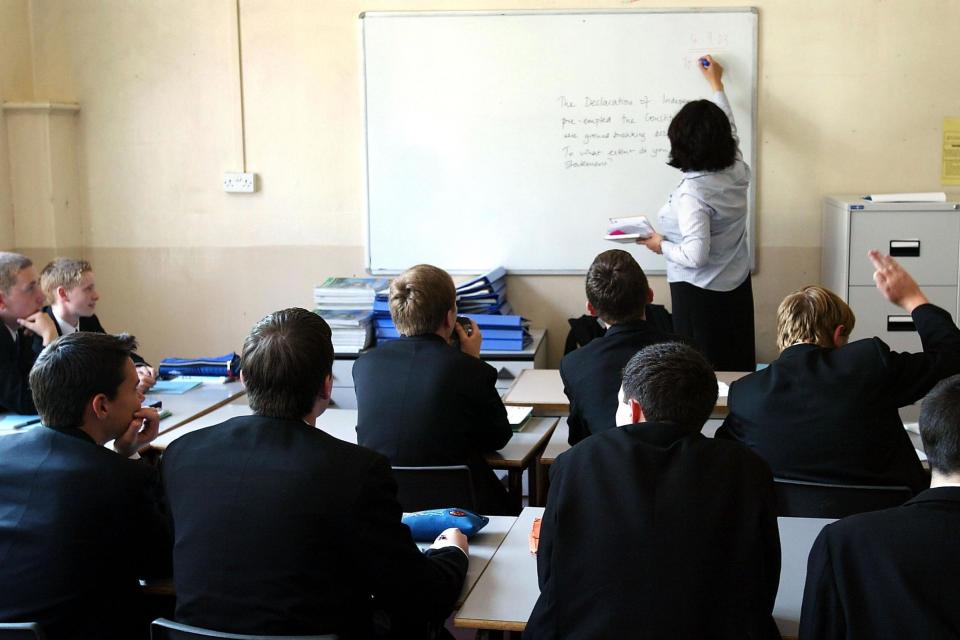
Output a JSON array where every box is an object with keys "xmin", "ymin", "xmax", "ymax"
[{"xmin": 637, "ymin": 54, "xmax": 755, "ymax": 371}]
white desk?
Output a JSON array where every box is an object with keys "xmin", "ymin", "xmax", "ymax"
[
  {"xmin": 147, "ymin": 382, "xmax": 246, "ymax": 435},
  {"xmin": 153, "ymin": 402, "xmax": 557, "ymax": 510},
  {"xmin": 455, "ymin": 506, "xmax": 833, "ymax": 638},
  {"xmin": 503, "ymin": 369, "xmax": 746, "ymax": 418},
  {"xmin": 418, "ymin": 516, "xmax": 514, "ymax": 607},
  {"xmin": 144, "ymin": 504, "xmax": 515, "ymax": 608}
]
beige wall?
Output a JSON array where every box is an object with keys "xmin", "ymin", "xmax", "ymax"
[
  {"xmin": 9, "ymin": 0, "xmax": 960, "ymax": 366},
  {"xmin": 0, "ymin": 0, "xmax": 35, "ymax": 248}
]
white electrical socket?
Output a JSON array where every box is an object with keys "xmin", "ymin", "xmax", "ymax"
[{"xmin": 223, "ymin": 171, "xmax": 256, "ymax": 193}]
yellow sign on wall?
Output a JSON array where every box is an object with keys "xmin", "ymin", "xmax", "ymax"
[{"xmin": 944, "ymin": 117, "xmax": 960, "ymax": 185}]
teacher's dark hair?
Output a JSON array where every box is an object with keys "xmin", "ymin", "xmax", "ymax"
[
  {"xmin": 667, "ymin": 99, "xmax": 737, "ymax": 172},
  {"xmin": 30, "ymin": 332, "xmax": 138, "ymax": 429},
  {"xmin": 621, "ymin": 342, "xmax": 717, "ymax": 431},
  {"xmin": 919, "ymin": 374, "xmax": 960, "ymax": 475},
  {"xmin": 242, "ymin": 308, "xmax": 334, "ymax": 420}
]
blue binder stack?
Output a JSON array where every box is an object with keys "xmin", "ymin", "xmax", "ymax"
[{"xmin": 374, "ymin": 267, "xmax": 531, "ymax": 351}]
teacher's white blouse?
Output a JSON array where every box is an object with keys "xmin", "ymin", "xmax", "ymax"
[{"xmin": 657, "ymin": 90, "xmax": 750, "ymax": 292}]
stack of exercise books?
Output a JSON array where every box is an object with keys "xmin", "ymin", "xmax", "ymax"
[
  {"xmin": 313, "ymin": 277, "xmax": 389, "ymax": 353},
  {"xmin": 373, "ymin": 267, "xmax": 531, "ymax": 351}
]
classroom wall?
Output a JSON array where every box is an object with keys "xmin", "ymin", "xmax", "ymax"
[
  {"xmin": 7, "ymin": 0, "xmax": 960, "ymax": 366},
  {"xmin": 0, "ymin": 0, "xmax": 34, "ymax": 249}
]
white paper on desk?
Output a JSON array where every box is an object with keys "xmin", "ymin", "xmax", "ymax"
[
  {"xmin": 864, "ymin": 192, "xmax": 947, "ymax": 203},
  {"xmin": 904, "ymin": 422, "xmax": 920, "ymax": 435},
  {"xmin": 915, "ymin": 448, "xmax": 928, "ymax": 462},
  {"xmin": 717, "ymin": 381, "xmax": 730, "ymax": 396}
]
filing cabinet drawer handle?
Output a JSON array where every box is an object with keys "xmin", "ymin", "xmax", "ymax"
[
  {"xmin": 887, "ymin": 315, "xmax": 916, "ymax": 332},
  {"xmin": 889, "ymin": 240, "xmax": 920, "ymax": 257}
]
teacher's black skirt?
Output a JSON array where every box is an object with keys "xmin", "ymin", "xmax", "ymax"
[{"xmin": 669, "ymin": 276, "xmax": 756, "ymax": 372}]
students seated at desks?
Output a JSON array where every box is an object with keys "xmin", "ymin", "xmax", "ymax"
[
  {"xmin": 526, "ymin": 343, "xmax": 780, "ymax": 639},
  {"xmin": 40, "ymin": 257, "xmax": 156, "ymax": 391},
  {"xmin": 560, "ymin": 249, "xmax": 679, "ymax": 445},
  {"xmin": 353, "ymin": 264, "xmax": 514, "ymax": 515},
  {"xmin": 717, "ymin": 251, "xmax": 960, "ymax": 494},
  {"xmin": 162, "ymin": 308, "xmax": 468, "ymax": 638},
  {"xmin": 0, "ymin": 252, "xmax": 57, "ymax": 413},
  {"xmin": 0, "ymin": 333, "xmax": 170, "ymax": 640},
  {"xmin": 800, "ymin": 374, "xmax": 960, "ymax": 639}
]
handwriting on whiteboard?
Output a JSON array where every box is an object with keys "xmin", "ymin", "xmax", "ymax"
[{"xmin": 557, "ymin": 94, "xmax": 695, "ymax": 170}]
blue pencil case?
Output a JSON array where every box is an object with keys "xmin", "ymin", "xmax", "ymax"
[{"xmin": 402, "ymin": 508, "xmax": 489, "ymax": 541}]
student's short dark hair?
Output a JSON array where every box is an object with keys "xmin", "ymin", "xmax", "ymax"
[
  {"xmin": 919, "ymin": 374, "xmax": 960, "ymax": 475},
  {"xmin": 621, "ymin": 342, "xmax": 717, "ymax": 430},
  {"xmin": 585, "ymin": 250, "xmax": 648, "ymax": 324},
  {"xmin": 242, "ymin": 308, "xmax": 334, "ymax": 420},
  {"xmin": 29, "ymin": 332, "xmax": 137, "ymax": 429},
  {"xmin": 667, "ymin": 99, "xmax": 737, "ymax": 172}
]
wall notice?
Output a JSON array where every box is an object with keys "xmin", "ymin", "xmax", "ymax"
[{"xmin": 944, "ymin": 117, "xmax": 960, "ymax": 186}]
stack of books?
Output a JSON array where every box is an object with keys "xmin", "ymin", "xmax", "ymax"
[
  {"xmin": 313, "ymin": 277, "xmax": 389, "ymax": 353},
  {"xmin": 374, "ymin": 267, "xmax": 530, "ymax": 351}
]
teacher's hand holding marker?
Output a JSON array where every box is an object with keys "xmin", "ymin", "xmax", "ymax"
[{"xmin": 636, "ymin": 53, "xmax": 756, "ymax": 372}]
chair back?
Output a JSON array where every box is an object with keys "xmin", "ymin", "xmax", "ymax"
[
  {"xmin": 0, "ymin": 622, "xmax": 45, "ymax": 640},
  {"xmin": 151, "ymin": 618, "xmax": 337, "ymax": 640},
  {"xmin": 391, "ymin": 465, "xmax": 477, "ymax": 512},
  {"xmin": 773, "ymin": 478, "xmax": 913, "ymax": 518}
]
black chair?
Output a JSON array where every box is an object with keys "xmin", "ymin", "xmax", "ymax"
[
  {"xmin": 0, "ymin": 623, "xmax": 45, "ymax": 640},
  {"xmin": 391, "ymin": 465, "xmax": 477, "ymax": 512},
  {"xmin": 151, "ymin": 618, "xmax": 337, "ymax": 640},
  {"xmin": 773, "ymin": 477, "xmax": 913, "ymax": 518}
]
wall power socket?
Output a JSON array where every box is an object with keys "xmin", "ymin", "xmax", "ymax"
[{"xmin": 223, "ymin": 172, "xmax": 256, "ymax": 193}]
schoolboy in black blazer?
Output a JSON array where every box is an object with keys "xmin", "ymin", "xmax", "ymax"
[
  {"xmin": 527, "ymin": 343, "xmax": 781, "ymax": 640},
  {"xmin": 39, "ymin": 257, "xmax": 155, "ymax": 390},
  {"xmin": 718, "ymin": 251, "xmax": 960, "ymax": 494},
  {"xmin": 163, "ymin": 309, "xmax": 468, "ymax": 638},
  {"xmin": 560, "ymin": 250, "xmax": 679, "ymax": 445},
  {"xmin": 354, "ymin": 264, "xmax": 513, "ymax": 514},
  {"xmin": 0, "ymin": 333, "xmax": 170, "ymax": 640},
  {"xmin": 800, "ymin": 374, "xmax": 960, "ymax": 639},
  {"xmin": 0, "ymin": 252, "xmax": 56, "ymax": 413}
]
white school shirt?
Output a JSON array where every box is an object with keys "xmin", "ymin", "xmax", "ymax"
[
  {"xmin": 52, "ymin": 310, "xmax": 79, "ymax": 336},
  {"xmin": 656, "ymin": 90, "xmax": 750, "ymax": 292}
]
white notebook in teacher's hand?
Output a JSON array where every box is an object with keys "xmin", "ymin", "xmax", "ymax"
[{"xmin": 605, "ymin": 216, "xmax": 654, "ymax": 242}]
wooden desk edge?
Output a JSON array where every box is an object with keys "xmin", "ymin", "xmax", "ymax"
[
  {"xmin": 453, "ymin": 617, "xmax": 527, "ymax": 632},
  {"xmin": 156, "ymin": 388, "xmax": 247, "ymax": 436}
]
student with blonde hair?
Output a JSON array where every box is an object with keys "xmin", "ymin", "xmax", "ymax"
[
  {"xmin": 718, "ymin": 251, "xmax": 960, "ymax": 494},
  {"xmin": 353, "ymin": 264, "xmax": 514, "ymax": 514},
  {"xmin": 40, "ymin": 257, "xmax": 156, "ymax": 391}
]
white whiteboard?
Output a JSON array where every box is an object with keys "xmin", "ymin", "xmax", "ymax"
[{"xmin": 362, "ymin": 9, "xmax": 757, "ymax": 273}]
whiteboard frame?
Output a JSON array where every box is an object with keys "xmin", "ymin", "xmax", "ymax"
[{"xmin": 360, "ymin": 7, "xmax": 758, "ymax": 275}]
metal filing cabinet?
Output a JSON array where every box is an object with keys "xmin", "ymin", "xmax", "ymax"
[{"xmin": 822, "ymin": 195, "xmax": 960, "ymax": 352}]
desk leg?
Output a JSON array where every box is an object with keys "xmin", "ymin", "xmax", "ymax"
[
  {"xmin": 507, "ymin": 469, "xmax": 523, "ymax": 514},
  {"xmin": 527, "ymin": 462, "xmax": 539, "ymax": 508},
  {"xmin": 535, "ymin": 461, "xmax": 550, "ymax": 507}
]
